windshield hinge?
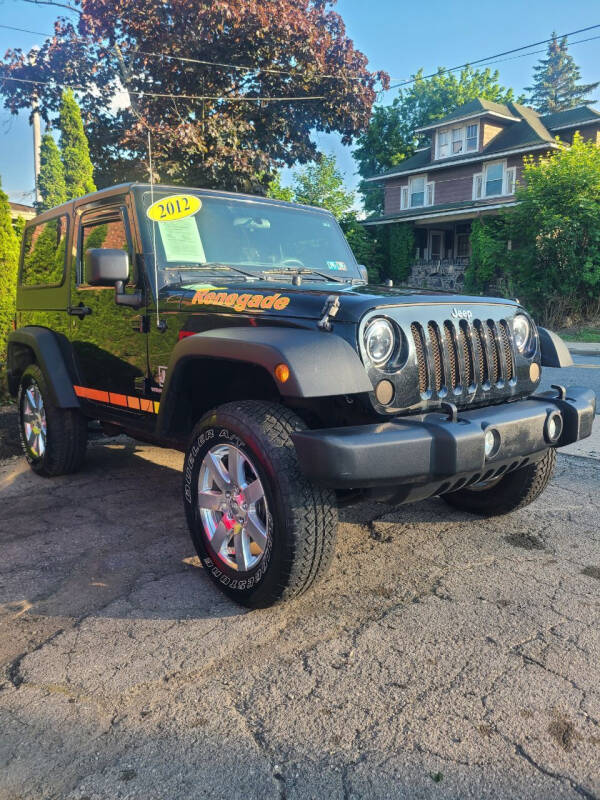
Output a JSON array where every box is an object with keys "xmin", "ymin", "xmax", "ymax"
[{"xmin": 318, "ymin": 295, "xmax": 341, "ymax": 332}]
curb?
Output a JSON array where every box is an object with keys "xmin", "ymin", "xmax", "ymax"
[{"xmin": 565, "ymin": 341, "xmax": 600, "ymax": 357}]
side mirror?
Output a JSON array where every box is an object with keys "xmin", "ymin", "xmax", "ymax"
[
  {"xmin": 85, "ymin": 248, "xmax": 129, "ymax": 286},
  {"xmin": 84, "ymin": 248, "xmax": 143, "ymax": 308},
  {"xmin": 357, "ymin": 264, "xmax": 369, "ymax": 283}
]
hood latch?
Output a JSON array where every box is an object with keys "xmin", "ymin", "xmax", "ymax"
[{"xmin": 318, "ymin": 295, "xmax": 341, "ymax": 331}]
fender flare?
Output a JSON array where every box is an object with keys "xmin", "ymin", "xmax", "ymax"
[
  {"xmin": 7, "ymin": 327, "xmax": 80, "ymax": 408},
  {"xmin": 538, "ymin": 327, "xmax": 573, "ymax": 368},
  {"xmin": 158, "ymin": 326, "xmax": 373, "ymax": 430}
]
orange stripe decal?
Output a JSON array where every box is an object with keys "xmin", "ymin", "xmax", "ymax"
[
  {"xmin": 109, "ymin": 393, "xmax": 128, "ymax": 407},
  {"xmin": 74, "ymin": 385, "xmax": 158, "ymax": 414}
]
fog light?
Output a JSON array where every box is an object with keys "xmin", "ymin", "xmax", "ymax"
[
  {"xmin": 375, "ymin": 379, "xmax": 394, "ymax": 406},
  {"xmin": 484, "ymin": 428, "xmax": 500, "ymax": 458},
  {"xmin": 545, "ymin": 412, "xmax": 563, "ymax": 443}
]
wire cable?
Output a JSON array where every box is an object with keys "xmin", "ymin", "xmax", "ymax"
[
  {"xmin": 387, "ymin": 24, "xmax": 600, "ymax": 90},
  {"xmin": 0, "ymin": 74, "xmax": 325, "ymax": 101}
]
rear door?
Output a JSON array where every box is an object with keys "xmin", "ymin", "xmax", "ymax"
[{"xmin": 69, "ymin": 204, "xmax": 149, "ymax": 409}]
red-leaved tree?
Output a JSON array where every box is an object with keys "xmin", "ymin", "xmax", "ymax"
[{"xmin": 1, "ymin": 0, "xmax": 387, "ymax": 191}]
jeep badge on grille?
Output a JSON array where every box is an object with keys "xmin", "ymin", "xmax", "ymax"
[{"xmin": 451, "ymin": 307, "xmax": 473, "ymax": 320}]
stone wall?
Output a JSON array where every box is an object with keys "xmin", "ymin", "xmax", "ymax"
[{"xmin": 402, "ymin": 260, "xmax": 467, "ymax": 291}]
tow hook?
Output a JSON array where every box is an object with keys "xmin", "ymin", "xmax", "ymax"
[{"xmin": 318, "ymin": 295, "xmax": 341, "ymax": 331}]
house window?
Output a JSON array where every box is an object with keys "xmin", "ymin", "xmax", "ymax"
[
  {"xmin": 466, "ymin": 124, "xmax": 478, "ymax": 151},
  {"xmin": 437, "ymin": 130, "xmax": 449, "ymax": 158},
  {"xmin": 485, "ymin": 162, "xmax": 504, "ymax": 196},
  {"xmin": 452, "ymin": 128, "xmax": 463, "ymax": 154},
  {"xmin": 410, "ymin": 175, "xmax": 425, "ymax": 207}
]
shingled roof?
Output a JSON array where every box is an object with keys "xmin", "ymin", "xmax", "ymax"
[
  {"xmin": 415, "ymin": 99, "xmax": 520, "ymax": 132},
  {"xmin": 366, "ymin": 99, "xmax": 600, "ymax": 182},
  {"xmin": 541, "ymin": 105, "xmax": 600, "ymax": 130}
]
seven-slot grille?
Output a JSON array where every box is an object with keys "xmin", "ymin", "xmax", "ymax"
[{"xmin": 410, "ymin": 317, "xmax": 515, "ymax": 395}]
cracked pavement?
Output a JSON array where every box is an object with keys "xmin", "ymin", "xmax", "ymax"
[{"xmin": 1, "ymin": 405, "xmax": 599, "ymax": 800}]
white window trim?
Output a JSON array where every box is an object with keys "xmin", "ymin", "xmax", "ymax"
[
  {"xmin": 484, "ymin": 159, "xmax": 507, "ymax": 198},
  {"xmin": 472, "ymin": 160, "xmax": 517, "ymax": 200},
  {"xmin": 401, "ymin": 174, "xmax": 435, "ymax": 209},
  {"xmin": 435, "ymin": 123, "xmax": 479, "ymax": 160}
]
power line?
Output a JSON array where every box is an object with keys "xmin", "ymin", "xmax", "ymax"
[
  {"xmin": 387, "ymin": 24, "xmax": 600, "ymax": 90},
  {"xmin": 476, "ymin": 33, "xmax": 600, "ymax": 68},
  {"xmin": 0, "ymin": 23, "xmax": 370, "ymax": 83},
  {"xmin": 0, "ymin": 73, "xmax": 325, "ymax": 101},
  {"xmin": 0, "ymin": 75, "xmax": 324, "ymax": 101}
]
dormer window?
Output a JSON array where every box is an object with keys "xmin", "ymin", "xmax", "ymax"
[
  {"xmin": 436, "ymin": 123, "xmax": 479, "ymax": 159},
  {"xmin": 466, "ymin": 124, "xmax": 478, "ymax": 150}
]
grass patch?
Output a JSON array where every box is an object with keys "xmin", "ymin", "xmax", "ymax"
[{"xmin": 559, "ymin": 327, "xmax": 600, "ymax": 343}]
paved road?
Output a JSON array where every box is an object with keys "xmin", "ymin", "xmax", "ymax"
[
  {"xmin": 1, "ymin": 363, "xmax": 599, "ymax": 800},
  {"xmin": 540, "ymin": 354, "xmax": 600, "ymax": 396}
]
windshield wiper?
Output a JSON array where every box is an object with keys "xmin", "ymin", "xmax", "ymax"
[
  {"xmin": 260, "ymin": 266, "xmax": 347, "ymax": 284},
  {"xmin": 163, "ymin": 262, "xmax": 258, "ymax": 280}
]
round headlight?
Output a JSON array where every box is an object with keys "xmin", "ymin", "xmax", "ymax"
[
  {"xmin": 364, "ymin": 318, "xmax": 395, "ymax": 366},
  {"xmin": 513, "ymin": 314, "xmax": 531, "ymax": 353}
]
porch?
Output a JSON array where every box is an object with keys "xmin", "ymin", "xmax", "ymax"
[{"xmin": 406, "ymin": 222, "xmax": 472, "ymax": 291}]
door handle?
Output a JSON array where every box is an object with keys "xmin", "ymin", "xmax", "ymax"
[{"xmin": 68, "ymin": 304, "xmax": 92, "ymax": 318}]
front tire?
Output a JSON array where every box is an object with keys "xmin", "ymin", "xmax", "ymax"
[
  {"xmin": 441, "ymin": 449, "xmax": 556, "ymax": 517},
  {"xmin": 18, "ymin": 364, "xmax": 87, "ymax": 477},
  {"xmin": 183, "ymin": 401, "xmax": 338, "ymax": 608}
]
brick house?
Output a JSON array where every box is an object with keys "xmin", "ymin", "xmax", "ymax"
[{"xmin": 362, "ymin": 99, "xmax": 600, "ymax": 289}]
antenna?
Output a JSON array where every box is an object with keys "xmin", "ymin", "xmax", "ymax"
[{"xmin": 148, "ymin": 131, "xmax": 161, "ymax": 331}]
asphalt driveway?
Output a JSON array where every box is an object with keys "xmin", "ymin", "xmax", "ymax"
[{"xmin": 1, "ymin": 402, "xmax": 599, "ymax": 800}]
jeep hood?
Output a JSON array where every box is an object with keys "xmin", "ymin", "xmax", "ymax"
[{"xmin": 169, "ymin": 280, "xmax": 520, "ymax": 324}]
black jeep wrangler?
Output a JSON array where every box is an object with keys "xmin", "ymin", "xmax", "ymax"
[{"xmin": 7, "ymin": 184, "xmax": 596, "ymax": 607}]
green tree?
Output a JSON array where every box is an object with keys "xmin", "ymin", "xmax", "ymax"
[
  {"xmin": 12, "ymin": 215, "xmax": 25, "ymax": 240},
  {"xmin": 355, "ymin": 66, "xmax": 519, "ymax": 214},
  {"xmin": 59, "ymin": 90, "xmax": 96, "ymax": 200},
  {"xmin": 473, "ymin": 134, "xmax": 600, "ymax": 325},
  {"xmin": 266, "ymin": 173, "xmax": 294, "ymax": 202},
  {"xmin": 465, "ymin": 217, "xmax": 510, "ymax": 294},
  {"xmin": 339, "ymin": 213, "xmax": 384, "ymax": 281},
  {"xmin": 37, "ymin": 132, "xmax": 67, "ymax": 211},
  {"xmin": 387, "ymin": 224, "xmax": 415, "ymax": 283},
  {"xmin": 526, "ymin": 34, "xmax": 599, "ymax": 113},
  {"xmin": 292, "ymin": 154, "xmax": 355, "ymax": 219},
  {"xmin": 0, "ymin": 176, "xmax": 20, "ymax": 367}
]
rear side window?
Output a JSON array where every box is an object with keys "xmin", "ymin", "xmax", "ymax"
[{"xmin": 21, "ymin": 215, "xmax": 69, "ymax": 286}]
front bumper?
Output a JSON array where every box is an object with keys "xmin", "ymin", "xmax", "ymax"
[{"xmin": 292, "ymin": 386, "xmax": 596, "ymax": 490}]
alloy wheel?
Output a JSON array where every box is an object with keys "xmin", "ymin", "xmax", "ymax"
[
  {"xmin": 197, "ymin": 443, "xmax": 269, "ymax": 572},
  {"xmin": 22, "ymin": 381, "xmax": 47, "ymax": 459}
]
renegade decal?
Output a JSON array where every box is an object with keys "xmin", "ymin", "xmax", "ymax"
[
  {"xmin": 74, "ymin": 385, "xmax": 160, "ymax": 414},
  {"xmin": 191, "ymin": 288, "xmax": 290, "ymax": 312},
  {"xmin": 146, "ymin": 194, "xmax": 202, "ymax": 222}
]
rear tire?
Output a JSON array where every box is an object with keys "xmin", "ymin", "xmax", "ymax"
[
  {"xmin": 441, "ymin": 449, "xmax": 556, "ymax": 517},
  {"xmin": 18, "ymin": 365, "xmax": 87, "ymax": 477},
  {"xmin": 183, "ymin": 400, "xmax": 338, "ymax": 608}
]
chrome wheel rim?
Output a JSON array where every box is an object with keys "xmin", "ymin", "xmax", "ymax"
[
  {"xmin": 197, "ymin": 443, "xmax": 269, "ymax": 572},
  {"xmin": 22, "ymin": 382, "xmax": 47, "ymax": 459}
]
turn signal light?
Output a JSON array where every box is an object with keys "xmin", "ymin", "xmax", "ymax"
[{"xmin": 274, "ymin": 363, "xmax": 290, "ymax": 383}]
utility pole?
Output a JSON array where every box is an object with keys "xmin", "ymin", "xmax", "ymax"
[{"xmin": 32, "ymin": 95, "xmax": 42, "ymax": 204}]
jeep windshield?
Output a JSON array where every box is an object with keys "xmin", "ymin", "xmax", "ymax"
[{"xmin": 135, "ymin": 188, "xmax": 361, "ymax": 288}]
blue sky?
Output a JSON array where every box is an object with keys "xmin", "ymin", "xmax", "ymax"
[{"xmin": 1, "ymin": 0, "xmax": 599, "ymax": 203}]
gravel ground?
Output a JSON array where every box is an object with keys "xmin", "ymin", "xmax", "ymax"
[{"xmin": 1, "ymin": 404, "xmax": 599, "ymax": 800}]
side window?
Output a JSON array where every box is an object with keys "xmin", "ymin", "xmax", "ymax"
[
  {"xmin": 21, "ymin": 215, "xmax": 68, "ymax": 286},
  {"xmin": 80, "ymin": 214, "xmax": 133, "ymax": 285}
]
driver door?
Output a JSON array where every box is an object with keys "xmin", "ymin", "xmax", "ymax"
[{"xmin": 70, "ymin": 205, "xmax": 149, "ymax": 402}]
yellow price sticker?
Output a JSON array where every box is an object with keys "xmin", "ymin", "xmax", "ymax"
[{"xmin": 146, "ymin": 194, "xmax": 202, "ymax": 222}]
